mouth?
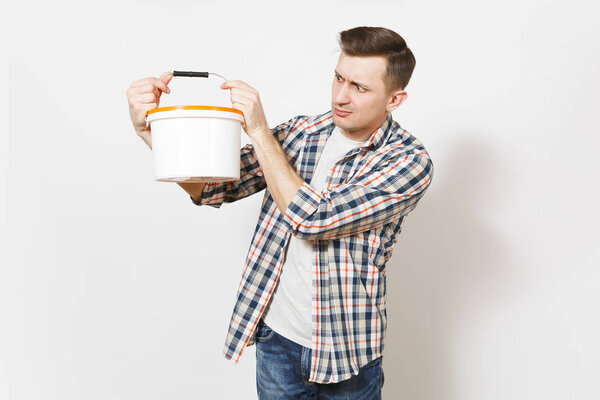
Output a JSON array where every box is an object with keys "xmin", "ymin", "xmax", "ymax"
[{"xmin": 333, "ymin": 107, "xmax": 352, "ymax": 117}]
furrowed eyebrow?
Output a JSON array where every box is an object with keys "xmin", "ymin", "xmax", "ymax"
[{"xmin": 335, "ymin": 70, "xmax": 369, "ymax": 90}]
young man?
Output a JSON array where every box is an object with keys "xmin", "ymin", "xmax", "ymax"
[{"xmin": 127, "ymin": 26, "xmax": 433, "ymax": 399}]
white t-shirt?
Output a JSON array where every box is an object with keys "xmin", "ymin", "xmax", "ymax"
[{"xmin": 262, "ymin": 126, "xmax": 366, "ymax": 348}]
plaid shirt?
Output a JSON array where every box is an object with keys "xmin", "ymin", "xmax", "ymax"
[{"xmin": 191, "ymin": 110, "xmax": 434, "ymax": 383}]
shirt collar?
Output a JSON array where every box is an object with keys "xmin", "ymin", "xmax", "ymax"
[{"xmin": 360, "ymin": 112, "xmax": 395, "ymax": 150}]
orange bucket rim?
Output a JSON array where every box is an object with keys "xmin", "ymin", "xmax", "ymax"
[{"xmin": 146, "ymin": 105, "xmax": 244, "ymax": 117}]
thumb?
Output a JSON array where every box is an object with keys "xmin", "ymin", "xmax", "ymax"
[{"xmin": 159, "ymin": 71, "xmax": 173, "ymax": 84}]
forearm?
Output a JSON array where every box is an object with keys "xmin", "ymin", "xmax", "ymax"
[
  {"xmin": 220, "ymin": 79, "xmax": 303, "ymax": 213},
  {"xmin": 250, "ymin": 127, "xmax": 304, "ymax": 214}
]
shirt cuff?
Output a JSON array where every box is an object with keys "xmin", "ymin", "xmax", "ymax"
[
  {"xmin": 281, "ymin": 182, "xmax": 321, "ymax": 234},
  {"xmin": 188, "ymin": 182, "xmax": 222, "ymax": 208}
]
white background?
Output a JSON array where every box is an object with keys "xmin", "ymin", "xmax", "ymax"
[{"xmin": 1, "ymin": 0, "xmax": 599, "ymax": 399}]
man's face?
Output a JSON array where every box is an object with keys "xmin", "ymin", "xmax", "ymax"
[{"xmin": 331, "ymin": 52, "xmax": 403, "ymax": 138}]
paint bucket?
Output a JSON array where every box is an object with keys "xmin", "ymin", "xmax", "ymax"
[{"xmin": 145, "ymin": 80, "xmax": 244, "ymax": 182}]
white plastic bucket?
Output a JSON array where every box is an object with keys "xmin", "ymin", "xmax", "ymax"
[{"xmin": 146, "ymin": 105, "xmax": 244, "ymax": 182}]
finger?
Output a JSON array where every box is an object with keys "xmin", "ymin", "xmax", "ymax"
[
  {"xmin": 230, "ymin": 104, "xmax": 248, "ymax": 115},
  {"xmin": 159, "ymin": 71, "xmax": 174, "ymax": 87},
  {"xmin": 132, "ymin": 102, "xmax": 157, "ymax": 116},
  {"xmin": 137, "ymin": 92, "xmax": 157, "ymax": 104},
  {"xmin": 130, "ymin": 77, "xmax": 154, "ymax": 88},
  {"xmin": 229, "ymin": 93, "xmax": 254, "ymax": 108},
  {"xmin": 131, "ymin": 76, "xmax": 171, "ymax": 94},
  {"xmin": 140, "ymin": 103, "xmax": 158, "ymax": 116},
  {"xmin": 228, "ymin": 90, "xmax": 260, "ymax": 110},
  {"xmin": 230, "ymin": 100, "xmax": 249, "ymax": 115},
  {"xmin": 159, "ymin": 71, "xmax": 172, "ymax": 81},
  {"xmin": 130, "ymin": 81, "xmax": 156, "ymax": 94},
  {"xmin": 229, "ymin": 86, "xmax": 258, "ymax": 99},
  {"xmin": 220, "ymin": 80, "xmax": 255, "ymax": 92},
  {"xmin": 151, "ymin": 77, "xmax": 171, "ymax": 94},
  {"xmin": 130, "ymin": 83, "xmax": 161, "ymax": 97}
]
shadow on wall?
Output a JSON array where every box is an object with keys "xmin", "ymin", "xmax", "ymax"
[{"xmin": 381, "ymin": 132, "xmax": 516, "ymax": 399}]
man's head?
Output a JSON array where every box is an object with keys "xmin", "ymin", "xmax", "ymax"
[{"xmin": 332, "ymin": 26, "xmax": 416, "ymax": 139}]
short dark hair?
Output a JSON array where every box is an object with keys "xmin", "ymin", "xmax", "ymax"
[{"xmin": 338, "ymin": 26, "xmax": 416, "ymax": 92}]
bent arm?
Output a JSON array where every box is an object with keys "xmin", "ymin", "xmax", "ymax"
[{"xmin": 281, "ymin": 152, "xmax": 434, "ymax": 240}]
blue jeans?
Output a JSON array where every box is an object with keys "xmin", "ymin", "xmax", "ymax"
[{"xmin": 255, "ymin": 319, "xmax": 384, "ymax": 399}]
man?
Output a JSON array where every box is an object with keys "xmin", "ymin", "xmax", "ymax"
[{"xmin": 127, "ymin": 26, "xmax": 433, "ymax": 399}]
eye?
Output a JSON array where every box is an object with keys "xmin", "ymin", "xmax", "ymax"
[
  {"xmin": 335, "ymin": 74, "xmax": 343, "ymax": 82},
  {"xmin": 355, "ymin": 85, "xmax": 365, "ymax": 92}
]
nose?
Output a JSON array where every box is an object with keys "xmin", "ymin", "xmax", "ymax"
[{"xmin": 333, "ymin": 82, "xmax": 351, "ymax": 106}]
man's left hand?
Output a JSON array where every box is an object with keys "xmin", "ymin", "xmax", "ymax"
[{"xmin": 220, "ymin": 80, "xmax": 269, "ymax": 138}]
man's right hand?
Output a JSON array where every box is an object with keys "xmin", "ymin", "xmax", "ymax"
[{"xmin": 126, "ymin": 71, "xmax": 173, "ymax": 149}]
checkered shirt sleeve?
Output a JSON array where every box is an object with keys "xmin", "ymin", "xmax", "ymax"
[{"xmin": 281, "ymin": 149, "xmax": 433, "ymax": 240}]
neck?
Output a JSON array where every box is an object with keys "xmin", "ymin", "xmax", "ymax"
[{"xmin": 337, "ymin": 115, "xmax": 388, "ymax": 142}]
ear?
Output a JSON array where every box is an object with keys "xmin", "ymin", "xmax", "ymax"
[{"xmin": 386, "ymin": 89, "xmax": 408, "ymax": 113}]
